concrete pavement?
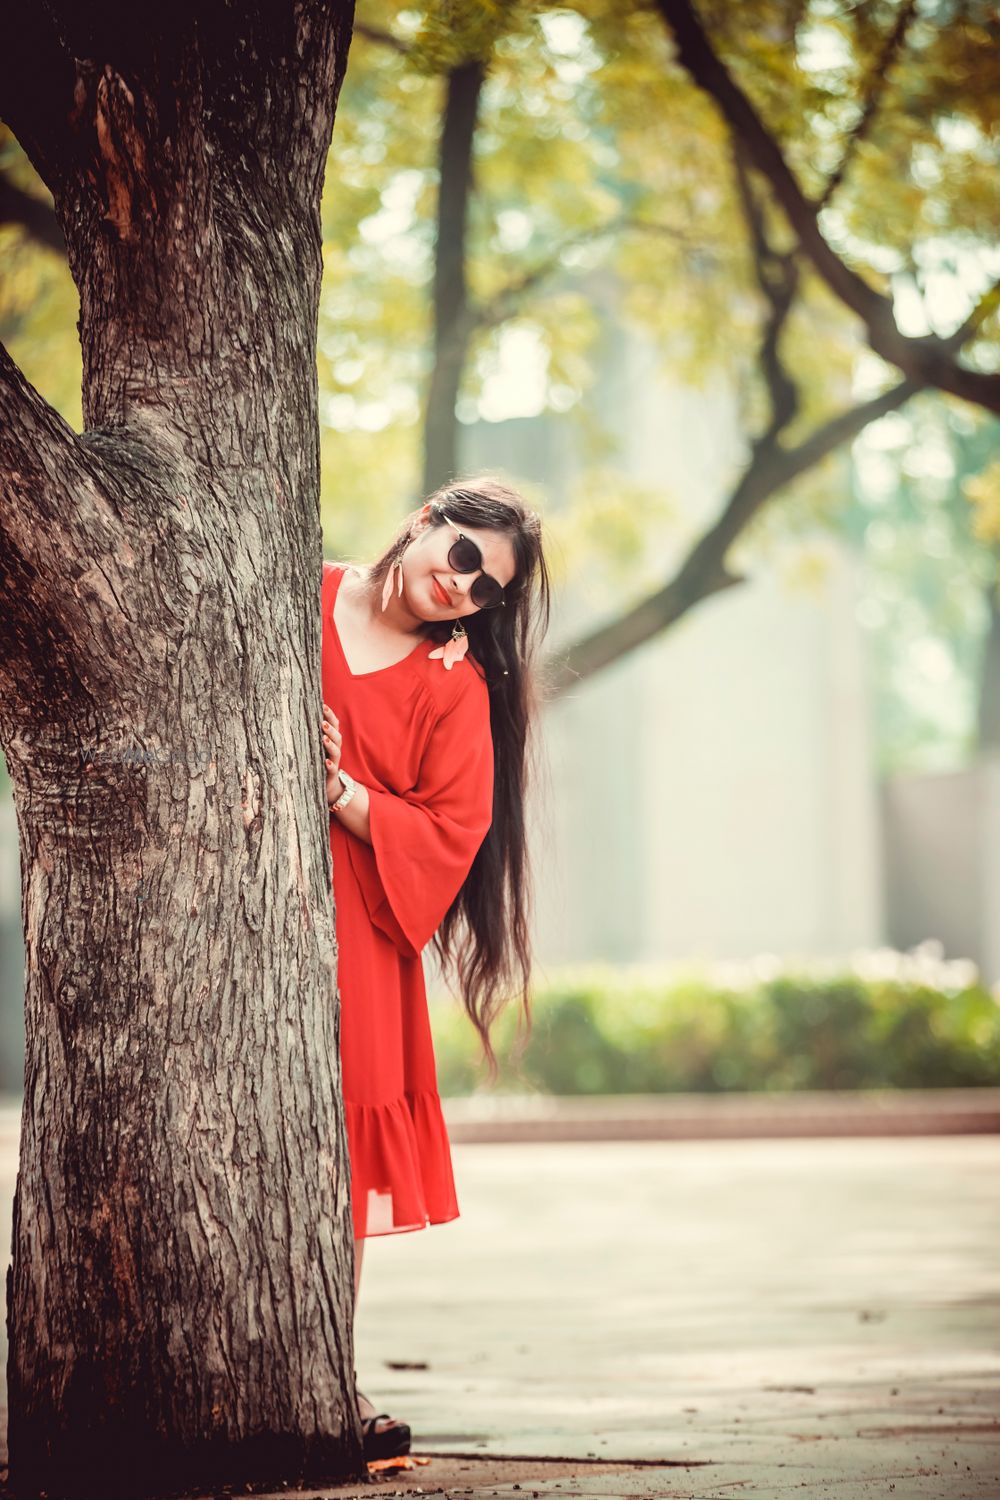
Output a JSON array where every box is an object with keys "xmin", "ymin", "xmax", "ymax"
[
  {"xmin": 0, "ymin": 1105, "xmax": 997, "ymax": 1496},
  {"xmin": 351, "ymin": 1135, "xmax": 1000, "ymax": 1496}
]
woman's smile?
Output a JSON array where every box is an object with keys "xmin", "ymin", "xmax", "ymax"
[{"xmin": 431, "ymin": 576, "xmax": 451, "ymax": 607}]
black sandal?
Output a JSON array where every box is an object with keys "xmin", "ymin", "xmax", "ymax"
[{"xmin": 360, "ymin": 1408, "xmax": 412, "ymax": 1462}]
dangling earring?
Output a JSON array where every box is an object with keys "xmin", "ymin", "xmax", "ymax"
[
  {"xmin": 429, "ymin": 618, "xmax": 470, "ymax": 670},
  {"xmin": 380, "ymin": 558, "xmax": 404, "ymax": 612}
]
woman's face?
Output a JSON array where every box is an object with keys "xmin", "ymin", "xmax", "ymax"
[{"xmin": 410, "ymin": 505, "xmax": 518, "ymax": 620}]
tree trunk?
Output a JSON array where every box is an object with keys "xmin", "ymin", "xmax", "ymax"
[
  {"xmin": 0, "ymin": 5, "xmax": 364, "ymax": 1497},
  {"xmin": 976, "ymin": 569, "xmax": 1000, "ymax": 754},
  {"xmin": 422, "ymin": 59, "xmax": 484, "ymax": 496}
]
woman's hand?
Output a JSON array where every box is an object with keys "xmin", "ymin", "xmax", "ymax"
[
  {"xmin": 323, "ymin": 703, "xmax": 371, "ymax": 843},
  {"xmin": 322, "ymin": 704, "xmax": 343, "ymax": 806}
]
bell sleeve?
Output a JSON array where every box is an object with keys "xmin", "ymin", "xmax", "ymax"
[{"xmin": 347, "ymin": 671, "xmax": 494, "ymax": 958}]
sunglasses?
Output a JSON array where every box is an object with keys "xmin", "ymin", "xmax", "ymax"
[{"xmin": 431, "ymin": 501, "xmax": 511, "ymax": 610}]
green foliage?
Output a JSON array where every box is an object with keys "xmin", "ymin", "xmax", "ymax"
[
  {"xmin": 0, "ymin": 129, "xmax": 81, "ymax": 428},
  {"xmin": 429, "ymin": 948, "xmax": 1000, "ymax": 1095},
  {"xmin": 319, "ymin": 0, "xmax": 998, "ymax": 580},
  {"xmin": 964, "ymin": 453, "xmax": 1000, "ymax": 547},
  {"xmin": 3, "ymin": 2, "xmax": 998, "ymax": 769}
]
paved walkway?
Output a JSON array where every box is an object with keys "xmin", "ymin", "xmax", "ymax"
[
  {"xmin": 1, "ymin": 1110, "xmax": 998, "ymax": 1496},
  {"xmin": 351, "ymin": 1135, "xmax": 1000, "ymax": 1496}
]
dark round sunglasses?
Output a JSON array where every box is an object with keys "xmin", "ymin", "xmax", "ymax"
[{"xmin": 430, "ymin": 500, "xmax": 511, "ymax": 610}]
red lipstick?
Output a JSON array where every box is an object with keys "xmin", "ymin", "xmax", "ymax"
[{"xmin": 432, "ymin": 576, "xmax": 450, "ymax": 606}]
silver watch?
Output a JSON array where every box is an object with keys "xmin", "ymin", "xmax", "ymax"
[{"xmin": 331, "ymin": 768, "xmax": 358, "ymax": 813}]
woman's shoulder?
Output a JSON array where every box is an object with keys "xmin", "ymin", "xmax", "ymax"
[{"xmin": 419, "ymin": 645, "xmax": 489, "ymax": 721}]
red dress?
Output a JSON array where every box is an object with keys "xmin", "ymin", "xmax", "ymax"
[{"xmin": 322, "ymin": 561, "xmax": 494, "ymax": 1239}]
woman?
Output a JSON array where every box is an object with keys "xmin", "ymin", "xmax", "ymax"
[{"xmin": 319, "ymin": 476, "xmax": 551, "ymax": 1462}]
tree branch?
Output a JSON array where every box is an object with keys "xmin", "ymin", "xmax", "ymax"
[
  {"xmin": 544, "ymin": 374, "xmax": 920, "ymax": 696},
  {"xmin": 654, "ymin": 0, "xmax": 1000, "ymax": 416},
  {"xmin": 0, "ymin": 338, "xmax": 138, "ymax": 674},
  {"xmin": 548, "ymin": 261, "xmax": 1000, "ymax": 693},
  {"xmin": 0, "ymin": 341, "xmax": 83, "ymax": 503},
  {"xmin": 353, "ymin": 21, "xmax": 411, "ymax": 55},
  {"xmin": 472, "ymin": 214, "xmax": 701, "ymax": 332},
  {"xmin": 731, "ymin": 140, "xmax": 798, "ymax": 439},
  {"xmin": 423, "ymin": 58, "xmax": 486, "ymax": 492},
  {"xmin": 817, "ymin": 0, "xmax": 918, "ymax": 211},
  {"xmin": 545, "ymin": 270, "xmax": 1000, "ymax": 695}
]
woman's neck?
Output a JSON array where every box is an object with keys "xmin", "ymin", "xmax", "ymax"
[{"xmin": 348, "ymin": 563, "xmax": 428, "ymax": 638}]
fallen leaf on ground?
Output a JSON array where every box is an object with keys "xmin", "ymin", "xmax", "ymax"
[{"xmin": 367, "ymin": 1453, "xmax": 432, "ymax": 1473}]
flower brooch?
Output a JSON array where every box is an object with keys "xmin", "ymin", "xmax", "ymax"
[{"xmin": 428, "ymin": 620, "xmax": 470, "ymax": 669}]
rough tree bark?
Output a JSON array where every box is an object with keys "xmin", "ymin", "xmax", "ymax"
[{"xmin": 0, "ymin": 4, "xmax": 363, "ymax": 1497}]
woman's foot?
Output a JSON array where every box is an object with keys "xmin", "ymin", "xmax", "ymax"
[
  {"xmin": 357, "ymin": 1389, "xmax": 411, "ymax": 1460},
  {"xmin": 357, "ymin": 1390, "xmax": 396, "ymax": 1431}
]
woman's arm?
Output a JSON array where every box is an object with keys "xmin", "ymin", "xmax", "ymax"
[
  {"xmin": 324, "ymin": 674, "xmax": 493, "ymax": 957},
  {"xmin": 323, "ymin": 702, "xmax": 372, "ymax": 845},
  {"xmin": 330, "ymin": 773, "xmax": 372, "ymax": 847}
]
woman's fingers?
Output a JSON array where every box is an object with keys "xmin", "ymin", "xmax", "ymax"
[
  {"xmin": 322, "ymin": 707, "xmax": 341, "ymax": 772},
  {"xmin": 322, "ymin": 706, "xmax": 342, "ymax": 778},
  {"xmin": 321, "ymin": 708, "xmax": 342, "ymax": 784}
]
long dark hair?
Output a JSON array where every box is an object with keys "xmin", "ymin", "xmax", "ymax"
[{"xmin": 358, "ymin": 475, "xmax": 552, "ymax": 1080}]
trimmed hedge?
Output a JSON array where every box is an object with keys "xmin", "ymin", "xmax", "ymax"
[{"xmin": 428, "ymin": 945, "xmax": 1000, "ymax": 1096}]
